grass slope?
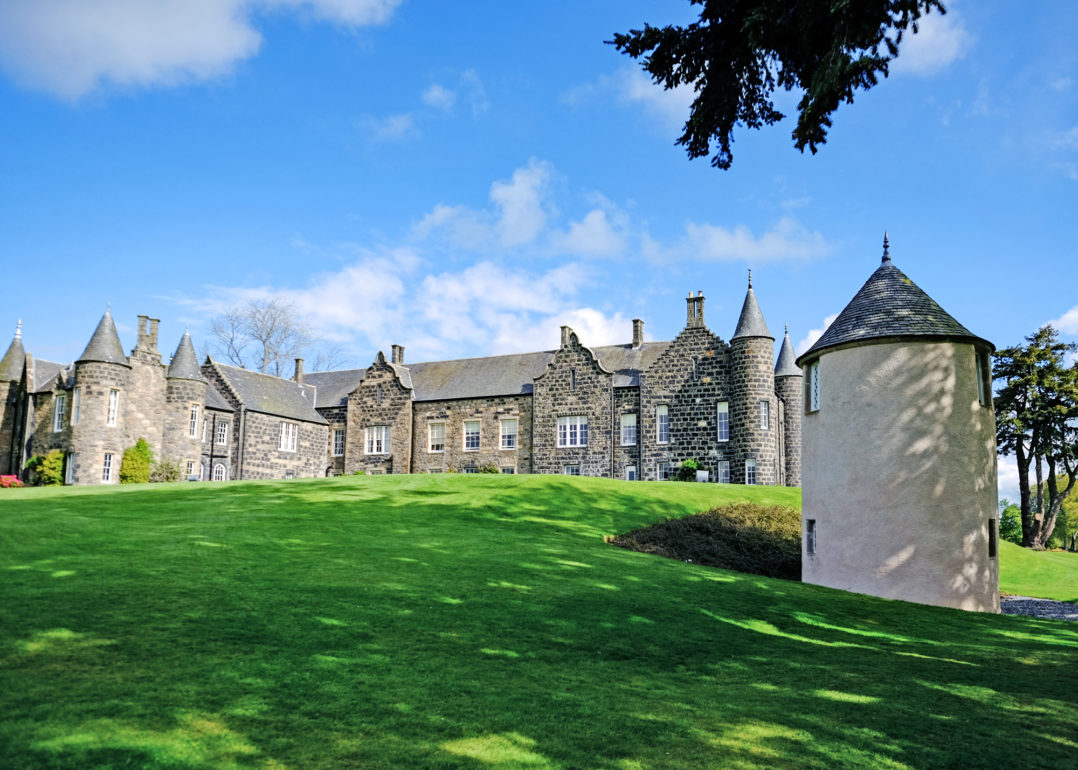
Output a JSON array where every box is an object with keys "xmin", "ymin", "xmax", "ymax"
[
  {"xmin": 999, "ymin": 541, "xmax": 1078, "ymax": 602},
  {"xmin": 1, "ymin": 476, "xmax": 1075, "ymax": 769}
]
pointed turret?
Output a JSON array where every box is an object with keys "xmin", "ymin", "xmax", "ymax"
[
  {"xmin": 731, "ymin": 270, "xmax": 773, "ymax": 340},
  {"xmin": 774, "ymin": 324, "xmax": 801, "ymax": 377},
  {"xmin": 77, "ymin": 309, "xmax": 128, "ymax": 365},
  {"xmin": 167, "ymin": 331, "xmax": 206, "ymax": 382},
  {"xmin": 0, "ymin": 320, "xmax": 25, "ymax": 381}
]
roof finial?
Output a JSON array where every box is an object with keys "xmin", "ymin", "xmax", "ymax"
[
  {"xmin": 14, "ymin": 319, "xmax": 21, "ymax": 340},
  {"xmin": 785, "ymin": 322, "xmax": 789, "ymax": 335},
  {"xmin": 747, "ymin": 268, "xmax": 753, "ymax": 289},
  {"xmin": 882, "ymin": 232, "xmax": 891, "ymax": 263}
]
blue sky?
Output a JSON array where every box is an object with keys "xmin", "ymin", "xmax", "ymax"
[{"xmin": 1, "ymin": 1, "xmax": 1076, "ymax": 496}]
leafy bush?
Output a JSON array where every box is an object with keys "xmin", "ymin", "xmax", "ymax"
[
  {"xmin": 999, "ymin": 500, "xmax": 1023, "ymax": 545},
  {"xmin": 352, "ymin": 469, "xmax": 367, "ymax": 476},
  {"xmin": 150, "ymin": 457, "xmax": 183, "ymax": 483},
  {"xmin": 608, "ymin": 502, "xmax": 802, "ymax": 580},
  {"xmin": 676, "ymin": 458, "xmax": 700, "ymax": 482},
  {"xmin": 1, "ymin": 474, "xmax": 23, "ymax": 488},
  {"xmin": 25, "ymin": 450, "xmax": 64, "ymax": 486},
  {"xmin": 119, "ymin": 438, "xmax": 153, "ymax": 484},
  {"xmin": 478, "ymin": 462, "xmax": 500, "ymax": 474}
]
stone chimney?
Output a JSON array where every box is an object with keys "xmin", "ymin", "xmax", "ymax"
[
  {"xmin": 148, "ymin": 318, "xmax": 160, "ymax": 351},
  {"xmin": 293, "ymin": 358, "xmax": 304, "ymax": 384},
  {"xmin": 686, "ymin": 290, "xmax": 705, "ymax": 328},
  {"xmin": 632, "ymin": 319, "xmax": 644, "ymax": 349},
  {"xmin": 391, "ymin": 344, "xmax": 404, "ymax": 364},
  {"xmin": 137, "ymin": 315, "xmax": 148, "ymax": 348},
  {"xmin": 560, "ymin": 326, "xmax": 573, "ymax": 348}
]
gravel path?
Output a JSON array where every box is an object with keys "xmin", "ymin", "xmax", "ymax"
[{"xmin": 1000, "ymin": 596, "xmax": 1078, "ymax": 621}]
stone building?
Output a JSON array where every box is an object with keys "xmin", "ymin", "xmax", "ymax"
[
  {"xmin": 797, "ymin": 237, "xmax": 999, "ymax": 611},
  {"xmin": 1, "ymin": 280, "xmax": 802, "ymax": 486}
]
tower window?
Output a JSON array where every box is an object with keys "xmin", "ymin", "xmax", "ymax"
[
  {"xmin": 189, "ymin": 404, "xmax": 200, "ymax": 437},
  {"xmin": 745, "ymin": 458, "xmax": 757, "ymax": 485},
  {"xmin": 989, "ymin": 518, "xmax": 998, "ymax": 558},
  {"xmin": 806, "ymin": 519, "xmax": 817, "ymax": 555},
  {"xmin": 107, "ymin": 390, "xmax": 120, "ymax": 426},
  {"xmin": 53, "ymin": 394, "xmax": 66, "ymax": 432},
  {"xmin": 716, "ymin": 402, "xmax": 729, "ymax": 441},
  {"xmin": 807, "ymin": 361, "xmax": 820, "ymax": 413},
  {"xmin": 71, "ymin": 388, "xmax": 81, "ymax": 426},
  {"xmin": 759, "ymin": 400, "xmax": 770, "ymax": 430}
]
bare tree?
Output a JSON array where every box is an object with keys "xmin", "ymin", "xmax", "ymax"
[{"xmin": 209, "ymin": 298, "xmax": 314, "ymax": 376}]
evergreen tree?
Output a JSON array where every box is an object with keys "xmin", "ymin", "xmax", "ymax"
[{"xmin": 120, "ymin": 438, "xmax": 154, "ymax": 484}]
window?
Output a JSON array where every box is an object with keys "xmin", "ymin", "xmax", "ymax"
[
  {"xmin": 976, "ymin": 351, "xmax": 991, "ymax": 407},
  {"xmin": 557, "ymin": 415, "xmax": 588, "ymax": 447},
  {"xmin": 501, "ymin": 467, "xmax": 515, "ymax": 474},
  {"xmin": 716, "ymin": 460, "xmax": 730, "ymax": 484},
  {"xmin": 202, "ymin": 419, "xmax": 208, "ymax": 443},
  {"xmin": 620, "ymin": 414, "xmax": 637, "ymax": 446},
  {"xmin": 625, "ymin": 465, "xmax": 637, "ymax": 481},
  {"xmin": 284, "ymin": 470, "xmax": 294, "ymax": 480},
  {"xmin": 563, "ymin": 464, "xmax": 581, "ymax": 476},
  {"xmin": 107, "ymin": 389, "xmax": 119, "ymax": 426},
  {"xmin": 71, "ymin": 388, "xmax": 80, "ymax": 425},
  {"xmin": 464, "ymin": 420, "xmax": 480, "ymax": 451},
  {"xmin": 64, "ymin": 453, "xmax": 75, "ymax": 485},
  {"xmin": 656, "ymin": 405, "xmax": 669, "ymax": 444},
  {"xmin": 332, "ymin": 428, "xmax": 344, "ymax": 456},
  {"xmin": 745, "ymin": 458, "xmax": 757, "ymax": 485},
  {"xmin": 657, "ymin": 462, "xmax": 673, "ymax": 481},
  {"xmin": 186, "ymin": 461, "xmax": 195, "ymax": 477},
  {"xmin": 199, "ymin": 463, "xmax": 205, "ymax": 481},
  {"xmin": 429, "ymin": 423, "xmax": 445, "ymax": 453},
  {"xmin": 429, "ymin": 468, "xmax": 443, "ymax": 474},
  {"xmin": 759, "ymin": 400, "xmax": 770, "ymax": 430},
  {"xmin": 500, "ymin": 419, "xmax": 518, "ymax": 450},
  {"xmin": 189, "ymin": 404, "xmax": 199, "ymax": 437},
  {"xmin": 806, "ymin": 519, "xmax": 817, "ymax": 555},
  {"xmin": 570, "ymin": 368, "xmax": 577, "ymax": 391},
  {"xmin": 216, "ymin": 422, "xmax": 229, "ymax": 446},
  {"xmin": 53, "ymin": 394, "xmax": 66, "ymax": 432},
  {"xmin": 213, "ymin": 464, "xmax": 226, "ymax": 481},
  {"xmin": 716, "ymin": 402, "xmax": 729, "ymax": 442},
  {"xmin": 102, "ymin": 453, "xmax": 114, "ymax": 482},
  {"xmin": 807, "ymin": 361, "xmax": 820, "ymax": 413},
  {"xmin": 462, "ymin": 466, "xmax": 478, "ymax": 474},
  {"xmin": 366, "ymin": 425, "xmax": 389, "ymax": 454},
  {"xmin": 376, "ymin": 384, "xmax": 383, "ymax": 405},
  {"xmin": 279, "ymin": 422, "xmax": 298, "ymax": 452},
  {"xmin": 988, "ymin": 518, "xmax": 998, "ymax": 558}
]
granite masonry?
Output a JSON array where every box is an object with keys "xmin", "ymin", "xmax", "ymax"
[{"xmin": 0, "ymin": 281, "xmax": 801, "ymax": 486}]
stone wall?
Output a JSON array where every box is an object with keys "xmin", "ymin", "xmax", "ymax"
[
  {"xmin": 345, "ymin": 354, "xmax": 413, "ymax": 474},
  {"xmin": 613, "ymin": 388, "xmax": 640, "ymax": 480},
  {"xmin": 123, "ymin": 357, "xmax": 166, "ymax": 452},
  {"xmin": 237, "ymin": 410, "xmax": 326, "ymax": 479},
  {"xmin": 0, "ymin": 380, "xmax": 17, "ymax": 474},
  {"xmin": 162, "ymin": 378, "xmax": 207, "ymax": 470},
  {"xmin": 729, "ymin": 337, "xmax": 778, "ymax": 484},
  {"xmin": 532, "ymin": 330, "xmax": 613, "ymax": 476},
  {"xmin": 320, "ymin": 406, "xmax": 347, "ymax": 476},
  {"xmin": 199, "ymin": 409, "xmax": 235, "ymax": 481},
  {"xmin": 67, "ymin": 361, "xmax": 131, "ymax": 485},
  {"xmin": 410, "ymin": 394, "xmax": 532, "ymax": 473},
  {"xmin": 775, "ymin": 373, "xmax": 802, "ymax": 486}
]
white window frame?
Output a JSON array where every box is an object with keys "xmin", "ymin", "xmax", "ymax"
[
  {"xmin": 625, "ymin": 465, "xmax": 637, "ymax": 481},
  {"xmin": 462, "ymin": 466, "xmax": 478, "ymax": 474},
  {"xmin": 185, "ymin": 461, "xmax": 195, "ymax": 477},
  {"xmin": 745, "ymin": 458, "xmax": 757, "ymax": 485},
  {"xmin": 656, "ymin": 405, "xmax": 669, "ymax": 444},
  {"xmin": 716, "ymin": 401, "xmax": 729, "ymax": 442},
  {"xmin": 500, "ymin": 418, "xmax": 518, "ymax": 450},
  {"xmin": 107, "ymin": 389, "xmax": 119, "ymax": 426},
  {"xmin": 808, "ymin": 361, "xmax": 820, "ymax": 413},
  {"xmin": 71, "ymin": 388, "xmax": 81, "ymax": 426},
  {"xmin": 64, "ymin": 453, "xmax": 75, "ymax": 485},
  {"xmin": 279, "ymin": 422, "xmax": 298, "ymax": 453},
  {"xmin": 501, "ymin": 466, "xmax": 516, "ymax": 474},
  {"xmin": 717, "ymin": 460, "xmax": 730, "ymax": 484},
  {"xmin": 366, "ymin": 425, "xmax": 389, "ymax": 455},
  {"xmin": 429, "ymin": 422, "xmax": 445, "ymax": 453},
  {"xmin": 213, "ymin": 463, "xmax": 227, "ymax": 481},
  {"xmin": 189, "ymin": 404, "xmax": 200, "ymax": 437},
  {"xmin": 562, "ymin": 464, "xmax": 581, "ymax": 476},
  {"xmin": 216, "ymin": 421, "xmax": 229, "ymax": 446},
  {"xmin": 620, "ymin": 413, "xmax": 637, "ymax": 446},
  {"xmin": 759, "ymin": 400, "xmax": 770, "ymax": 430},
  {"xmin": 657, "ymin": 462, "xmax": 673, "ymax": 481},
  {"xmin": 332, "ymin": 428, "xmax": 345, "ymax": 457},
  {"xmin": 557, "ymin": 415, "xmax": 588, "ymax": 447},
  {"xmin": 202, "ymin": 418, "xmax": 208, "ymax": 443},
  {"xmin": 102, "ymin": 452, "xmax": 114, "ymax": 483},
  {"xmin": 463, "ymin": 420, "xmax": 480, "ymax": 451},
  {"xmin": 53, "ymin": 394, "xmax": 66, "ymax": 432}
]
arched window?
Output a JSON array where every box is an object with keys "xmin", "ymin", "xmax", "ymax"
[{"xmin": 213, "ymin": 464, "xmax": 226, "ymax": 482}]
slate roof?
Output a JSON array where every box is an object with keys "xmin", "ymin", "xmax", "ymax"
[
  {"xmin": 0, "ymin": 322, "xmax": 24, "ymax": 381},
  {"xmin": 77, "ymin": 309, "xmax": 129, "ymax": 366},
  {"xmin": 30, "ymin": 360, "xmax": 67, "ymax": 393},
  {"xmin": 797, "ymin": 250, "xmax": 990, "ymax": 364},
  {"xmin": 592, "ymin": 342, "xmax": 671, "ymax": 387},
  {"xmin": 213, "ymin": 361, "xmax": 326, "ymax": 424},
  {"xmin": 731, "ymin": 281, "xmax": 772, "ymax": 340},
  {"xmin": 204, "ymin": 382, "xmax": 235, "ymax": 412},
  {"xmin": 304, "ymin": 369, "xmax": 366, "ymax": 409},
  {"xmin": 774, "ymin": 328, "xmax": 801, "ymax": 377},
  {"xmin": 167, "ymin": 332, "xmax": 206, "ymax": 382}
]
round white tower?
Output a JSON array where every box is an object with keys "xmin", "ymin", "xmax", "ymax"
[{"xmin": 796, "ymin": 236, "xmax": 999, "ymax": 612}]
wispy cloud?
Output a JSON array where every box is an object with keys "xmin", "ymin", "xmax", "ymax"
[
  {"xmin": 564, "ymin": 66, "xmax": 691, "ymax": 133},
  {"xmin": 360, "ymin": 112, "xmax": 419, "ymax": 142},
  {"xmin": 1049, "ymin": 304, "xmax": 1078, "ymax": 334},
  {"xmin": 892, "ymin": 8, "xmax": 973, "ymax": 76},
  {"xmin": 663, "ymin": 218, "xmax": 832, "ymax": 264},
  {"xmin": 0, "ymin": 0, "xmax": 401, "ymax": 99},
  {"xmin": 796, "ymin": 313, "xmax": 839, "ymax": 354}
]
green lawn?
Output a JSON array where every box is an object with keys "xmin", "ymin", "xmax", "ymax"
[
  {"xmin": 1, "ymin": 475, "xmax": 1076, "ymax": 769},
  {"xmin": 999, "ymin": 541, "xmax": 1078, "ymax": 602}
]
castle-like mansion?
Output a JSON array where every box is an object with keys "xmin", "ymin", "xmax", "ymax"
[{"xmin": 0, "ymin": 282, "xmax": 802, "ymax": 486}]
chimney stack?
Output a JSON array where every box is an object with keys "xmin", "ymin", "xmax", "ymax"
[
  {"xmin": 632, "ymin": 319, "xmax": 644, "ymax": 349},
  {"xmin": 136, "ymin": 315, "xmax": 148, "ymax": 349},
  {"xmin": 560, "ymin": 326, "xmax": 572, "ymax": 348},
  {"xmin": 686, "ymin": 291, "xmax": 705, "ymax": 328},
  {"xmin": 294, "ymin": 358, "xmax": 304, "ymax": 384},
  {"xmin": 391, "ymin": 344, "xmax": 404, "ymax": 364},
  {"xmin": 148, "ymin": 318, "xmax": 160, "ymax": 351}
]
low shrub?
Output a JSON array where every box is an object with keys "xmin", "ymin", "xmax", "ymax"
[
  {"xmin": 676, "ymin": 459, "xmax": 700, "ymax": 482},
  {"xmin": 478, "ymin": 462, "xmax": 500, "ymax": 474},
  {"xmin": 608, "ymin": 502, "xmax": 802, "ymax": 580},
  {"xmin": 120, "ymin": 438, "xmax": 154, "ymax": 484},
  {"xmin": 0, "ymin": 474, "xmax": 23, "ymax": 488},
  {"xmin": 150, "ymin": 458, "xmax": 183, "ymax": 483},
  {"xmin": 25, "ymin": 450, "xmax": 64, "ymax": 486}
]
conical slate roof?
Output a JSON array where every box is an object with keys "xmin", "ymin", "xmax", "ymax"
[
  {"xmin": 731, "ymin": 274, "xmax": 772, "ymax": 340},
  {"xmin": 77, "ymin": 309, "xmax": 128, "ymax": 365},
  {"xmin": 797, "ymin": 238, "xmax": 989, "ymax": 364},
  {"xmin": 774, "ymin": 326, "xmax": 801, "ymax": 377},
  {"xmin": 167, "ymin": 331, "xmax": 206, "ymax": 381},
  {"xmin": 0, "ymin": 320, "xmax": 25, "ymax": 381}
]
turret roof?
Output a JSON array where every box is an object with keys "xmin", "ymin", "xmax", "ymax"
[
  {"xmin": 774, "ymin": 325, "xmax": 801, "ymax": 377},
  {"xmin": 0, "ymin": 320, "xmax": 25, "ymax": 381},
  {"xmin": 731, "ymin": 273, "xmax": 772, "ymax": 340},
  {"xmin": 797, "ymin": 236, "xmax": 991, "ymax": 364},
  {"xmin": 167, "ymin": 331, "xmax": 206, "ymax": 381},
  {"xmin": 77, "ymin": 309, "xmax": 129, "ymax": 366}
]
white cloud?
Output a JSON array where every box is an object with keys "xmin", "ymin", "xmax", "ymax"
[
  {"xmin": 679, "ymin": 217, "xmax": 832, "ymax": 263},
  {"xmin": 997, "ymin": 455, "xmax": 1021, "ymax": 505},
  {"xmin": 796, "ymin": 314, "xmax": 839, "ymax": 355},
  {"xmin": 490, "ymin": 160, "xmax": 553, "ymax": 247},
  {"xmin": 1052, "ymin": 126, "xmax": 1078, "ymax": 150},
  {"xmin": 893, "ymin": 9, "xmax": 972, "ymax": 76},
  {"xmin": 0, "ymin": 0, "xmax": 399, "ymax": 99},
  {"xmin": 613, "ymin": 66, "xmax": 692, "ymax": 131},
  {"xmin": 422, "ymin": 84, "xmax": 455, "ymax": 112},
  {"xmin": 1049, "ymin": 304, "xmax": 1078, "ymax": 334},
  {"xmin": 554, "ymin": 209, "xmax": 627, "ymax": 258},
  {"xmin": 360, "ymin": 112, "xmax": 419, "ymax": 141},
  {"xmin": 460, "ymin": 69, "xmax": 489, "ymax": 116}
]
